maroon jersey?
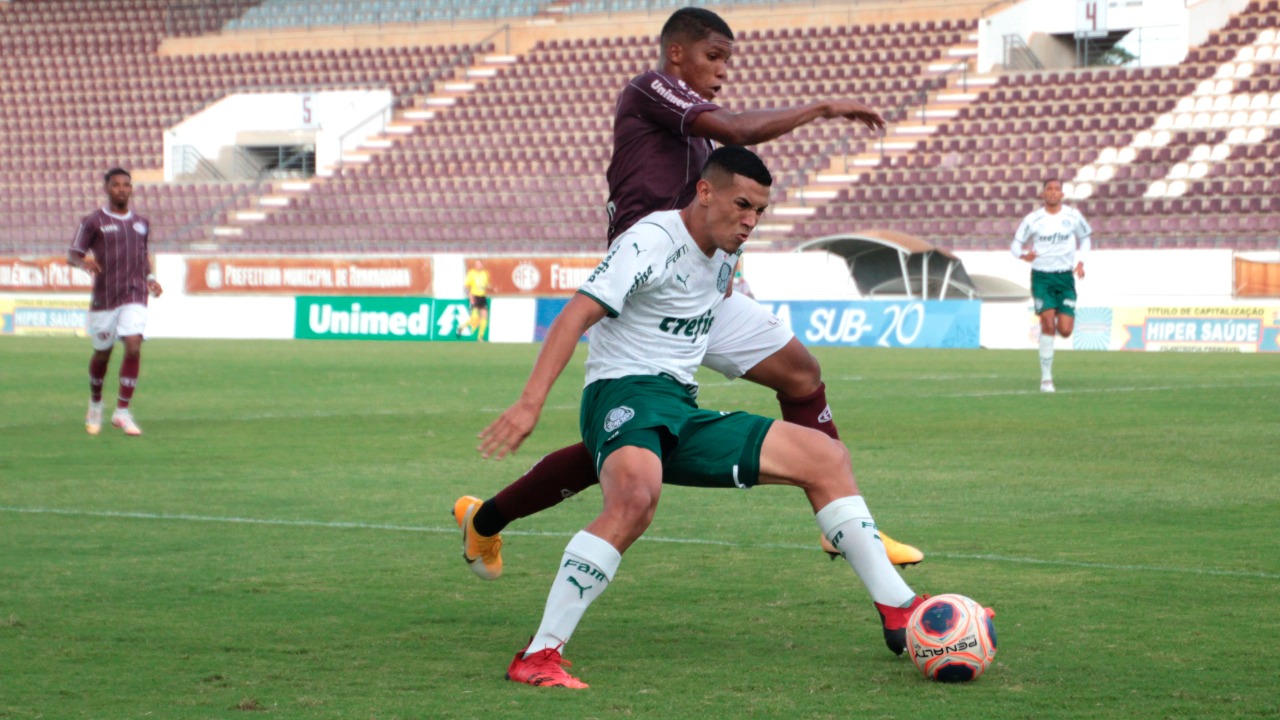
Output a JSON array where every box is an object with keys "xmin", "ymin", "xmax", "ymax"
[
  {"xmin": 69, "ymin": 208, "xmax": 153, "ymax": 311},
  {"xmin": 606, "ymin": 70, "xmax": 719, "ymax": 244}
]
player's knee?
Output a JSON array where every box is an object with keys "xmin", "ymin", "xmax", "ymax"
[
  {"xmin": 794, "ymin": 435, "xmax": 854, "ymax": 494},
  {"xmin": 776, "ymin": 342, "xmax": 824, "ymax": 396},
  {"xmin": 601, "ymin": 473, "xmax": 661, "ymax": 526},
  {"xmin": 822, "ymin": 438, "xmax": 853, "ymax": 482}
]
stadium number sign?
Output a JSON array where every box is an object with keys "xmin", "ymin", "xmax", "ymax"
[{"xmin": 1076, "ymin": 0, "xmax": 1108, "ymax": 39}]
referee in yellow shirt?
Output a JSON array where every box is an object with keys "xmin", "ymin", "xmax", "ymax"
[{"xmin": 462, "ymin": 259, "xmax": 492, "ymax": 341}]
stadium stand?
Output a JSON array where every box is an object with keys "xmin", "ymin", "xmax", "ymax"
[
  {"xmin": 166, "ymin": 0, "xmax": 259, "ymax": 36},
  {"xmin": 786, "ymin": 0, "xmax": 1280, "ymax": 249},
  {"xmin": 232, "ymin": 18, "xmax": 981, "ymax": 252},
  {"xmin": 559, "ymin": 0, "xmax": 835, "ymax": 15},
  {"xmin": 0, "ymin": 0, "xmax": 472, "ymax": 251},
  {"xmin": 226, "ymin": 0, "xmax": 548, "ymax": 32},
  {"xmin": 0, "ymin": 0, "xmax": 1276, "ymax": 255}
]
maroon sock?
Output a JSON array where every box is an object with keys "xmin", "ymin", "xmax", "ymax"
[
  {"xmin": 117, "ymin": 355, "xmax": 140, "ymax": 409},
  {"xmin": 89, "ymin": 356, "xmax": 109, "ymax": 403},
  {"xmin": 478, "ymin": 442, "xmax": 599, "ymax": 535},
  {"xmin": 777, "ymin": 382, "xmax": 840, "ymax": 440}
]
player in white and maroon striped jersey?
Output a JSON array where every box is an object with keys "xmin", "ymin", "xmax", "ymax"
[{"xmin": 67, "ymin": 168, "xmax": 163, "ymax": 436}]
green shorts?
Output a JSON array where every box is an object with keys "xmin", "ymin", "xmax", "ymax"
[
  {"xmin": 580, "ymin": 375, "xmax": 774, "ymax": 489},
  {"xmin": 1031, "ymin": 270, "xmax": 1077, "ymax": 316}
]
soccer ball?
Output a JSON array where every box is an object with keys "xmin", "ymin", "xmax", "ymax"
[{"xmin": 906, "ymin": 594, "xmax": 997, "ymax": 682}]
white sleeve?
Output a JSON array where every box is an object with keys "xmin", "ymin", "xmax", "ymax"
[
  {"xmin": 1011, "ymin": 216, "xmax": 1033, "ymax": 258},
  {"xmin": 1075, "ymin": 211, "xmax": 1092, "ymax": 260},
  {"xmin": 577, "ymin": 229, "xmax": 670, "ymax": 317}
]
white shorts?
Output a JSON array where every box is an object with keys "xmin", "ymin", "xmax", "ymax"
[
  {"xmin": 702, "ymin": 292, "xmax": 794, "ymax": 379},
  {"xmin": 88, "ymin": 303, "xmax": 148, "ymax": 351}
]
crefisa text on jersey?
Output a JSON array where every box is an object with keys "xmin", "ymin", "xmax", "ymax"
[{"xmin": 658, "ymin": 308, "xmax": 715, "ymax": 342}]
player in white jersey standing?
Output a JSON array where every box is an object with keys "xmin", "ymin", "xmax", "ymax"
[
  {"xmin": 477, "ymin": 147, "xmax": 924, "ymax": 689},
  {"xmin": 1012, "ymin": 178, "xmax": 1092, "ymax": 393}
]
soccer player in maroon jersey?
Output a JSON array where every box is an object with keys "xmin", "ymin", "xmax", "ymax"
[
  {"xmin": 456, "ymin": 7, "xmax": 926, "ymax": 651},
  {"xmin": 68, "ymin": 168, "xmax": 163, "ymax": 436}
]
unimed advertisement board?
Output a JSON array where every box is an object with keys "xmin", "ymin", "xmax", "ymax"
[{"xmin": 294, "ymin": 296, "xmax": 473, "ymax": 341}]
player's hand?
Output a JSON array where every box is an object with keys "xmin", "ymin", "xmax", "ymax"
[
  {"xmin": 148, "ymin": 279, "xmax": 164, "ymax": 298},
  {"xmin": 1021, "ymin": 250, "xmax": 1037, "ymax": 263},
  {"xmin": 1075, "ymin": 262, "xmax": 1085, "ymax": 279},
  {"xmin": 78, "ymin": 258, "xmax": 102, "ymax": 275},
  {"xmin": 477, "ymin": 399, "xmax": 542, "ymax": 460},
  {"xmin": 827, "ymin": 100, "xmax": 885, "ymax": 132}
]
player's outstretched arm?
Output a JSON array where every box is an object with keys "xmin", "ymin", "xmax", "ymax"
[
  {"xmin": 691, "ymin": 100, "xmax": 885, "ymax": 146},
  {"xmin": 477, "ymin": 293, "xmax": 607, "ymax": 459}
]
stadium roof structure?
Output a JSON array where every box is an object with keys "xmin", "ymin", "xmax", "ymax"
[{"xmin": 793, "ymin": 229, "xmax": 1026, "ymax": 300}]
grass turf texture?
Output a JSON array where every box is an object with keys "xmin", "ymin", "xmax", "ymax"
[{"xmin": 1, "ymin": 336, "xmax": 1277, "ymax": 719}]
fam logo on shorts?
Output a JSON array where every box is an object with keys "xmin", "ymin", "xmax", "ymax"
[{"xmin": 603, "ymin": 406, "xmax": 635, "ymax": 432}]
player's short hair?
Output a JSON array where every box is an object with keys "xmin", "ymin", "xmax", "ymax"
[
  {"xmin": 660, "ymin": 7, "xmax": 733, "ymax": 47},
  {"xmin": 1042, "ymin": 177, "xmax": 1062, "ymax": 189},
  {"xmin": 703, "ymin": 146, "xmax": 772, "ymax": 188},
  {"xmin": 104, "ymin": 168, "xmax": 131, "ymax": 184}
]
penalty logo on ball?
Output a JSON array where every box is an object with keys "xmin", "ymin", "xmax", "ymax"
[{"xmin": 906, "ymin": 593, "xmax": 997, "ymax": 683}]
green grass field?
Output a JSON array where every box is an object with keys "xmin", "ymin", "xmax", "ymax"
[{"xmin": 2, "ymin": 336, "xmax": 1277, "ymax": 719}]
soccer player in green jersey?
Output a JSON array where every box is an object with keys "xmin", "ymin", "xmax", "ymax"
[
  {"xmin": 1012, "ymin": 178, "xmax": 1093, "ymax": 392},
  {"xmin": 479, "ymin": 147, "xmax": 925, "ymax": 689},
  {"xmin": 454, "ymin": 5, "xmax": 923, "ymax": 588}
]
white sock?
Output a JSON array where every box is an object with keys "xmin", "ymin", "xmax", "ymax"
[
  {"xmin": 1039, "ymin": 334, "xmax": 1055, "ymax": 382},
  {"xmin": 526, "ymin": 530, "xmax": 622, "ymax": 656},
  {"xmin": 814, "ymin": 496, "xmax": 915, "ymax": 608}
]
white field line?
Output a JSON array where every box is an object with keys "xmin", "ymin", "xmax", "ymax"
[
  {"xmin": 934, "ymin": 381, "xmax": 1279, "ymax": 398},
  {"xmin": 0, "ymin": 404, "xmax": 582, "ymax": 431},
  {"xmin": 810, "ymin": 380, "xmax": 1276, "ymax": 399},
  {"xmin": 3, "ymin": 506, "xmax": 1276, "ymax": 581},
  {"xmin": 4, "ymin": 383, "xmax": 1275, "ymax": 431},
  {"xmin": 540, "ymin": 380, "xmax": 1278, "ymax": 400}
]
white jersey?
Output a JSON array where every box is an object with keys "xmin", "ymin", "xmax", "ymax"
[
  {"xmin": 578, "ymin": 210, "xmax": 739, "ymax": 388},
  {"xmin": 1011, "ymin": 206, "xmax": 1092, "ymax": 272}
]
